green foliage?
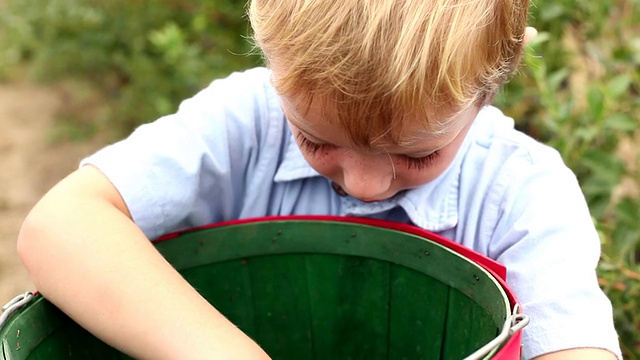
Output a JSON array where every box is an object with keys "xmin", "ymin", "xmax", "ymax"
[
  {"xmin": 1, "ymin": 0, "xmax": 639, "ymax": 357},
  {"xmin": 0, "ymin": 0, "xmax": 261, "ymax": 136}
]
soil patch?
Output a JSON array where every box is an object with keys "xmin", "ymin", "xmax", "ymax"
[{"xmin": 0, "ymin": 82, "xmax": 105, "ymax": 303}]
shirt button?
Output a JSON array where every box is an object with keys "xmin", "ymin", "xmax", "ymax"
[{"xmin": 331, "ymin": 182, "xmax": 348, "ymax": 197}]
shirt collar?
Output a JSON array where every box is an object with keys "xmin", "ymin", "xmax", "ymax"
[
  {"xmin": 273, "ymin": 111, "xmax": 480, "ymax": 232},
  {"xmin": 273, "ymin": 129, "xmax": 321, "ymax": 182}
]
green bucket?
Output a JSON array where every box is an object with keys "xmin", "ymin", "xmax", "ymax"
[{"xmin": 1, "ymin": 216, "xmax": 527, "ymax": 359}]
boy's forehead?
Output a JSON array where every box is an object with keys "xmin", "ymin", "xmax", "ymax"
[{"xmin": 281, "ymin": 94, "xmax": 467, "ymax": 135}]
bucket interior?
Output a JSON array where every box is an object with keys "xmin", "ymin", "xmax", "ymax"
[{"xmin": 1, "ymin": 218, "xmax": 511, "ymax": 359}]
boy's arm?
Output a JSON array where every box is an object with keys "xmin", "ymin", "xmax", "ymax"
[
  {"xmin": 17, "ymin": 165, "xmax": 270, "ymax": 360},
  {"xmin": 535, "ymin": 348, "xmax": 617, "ymax": 359}
]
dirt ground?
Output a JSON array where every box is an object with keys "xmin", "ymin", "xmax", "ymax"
[{"xmin": 0, "ymin": 82, "xmax": 105, "ymax": 305}]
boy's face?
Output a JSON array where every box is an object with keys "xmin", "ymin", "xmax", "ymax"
[{"xmin": 280, "ymin": 94, "xmax": 478, "ymax": 202}]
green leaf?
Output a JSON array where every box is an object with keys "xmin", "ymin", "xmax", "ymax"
[
  {"xmin": 547, "ymin": 68, "xmax": 569, "ymax": 91},
  {"xmin": 539, "ymin": 4, "xmax": 565, "ymax": 21},
  {"xmin": 587, "ymin": 86, "xmax": 606, "ymax": 121},
  {"xmin": 574, "ymin": 126, "xmax": 599, "ymax": 142},
  {"xmin": 607, "ymin": 74, "xmax": 632, "ymax": 99},
  {"xmin": 526, "ymin": 31, "xmax": 551, "ymax": 49},
  {"xmin": 606, "ymin": 114, "xmax": 637, "ymax": 132}
]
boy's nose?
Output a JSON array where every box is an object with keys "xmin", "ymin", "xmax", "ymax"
[{"xmin": 339, "ymin": 153, "xmax": 394, "ymax": 202}]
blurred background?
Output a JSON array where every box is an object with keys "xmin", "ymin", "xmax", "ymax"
[{"xmin": 0, "ymin": 0, "xmax": 638, "ymax": 357}]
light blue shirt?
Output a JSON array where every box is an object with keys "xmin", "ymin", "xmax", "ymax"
[{"xmin": 83, "ymin": 67, "xmax": 621, "ymax": 359}]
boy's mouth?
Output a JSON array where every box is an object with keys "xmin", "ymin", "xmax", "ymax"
[{"xmin": 330, "ymin": 181, "xmax": 349, "ymax": 197}]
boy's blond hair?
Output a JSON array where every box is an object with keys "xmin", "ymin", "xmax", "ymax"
[{"xmin": 249, "ymin": 0, "xmax": 529, "ymax": 147}]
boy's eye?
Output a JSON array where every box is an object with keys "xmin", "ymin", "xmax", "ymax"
[
  {"xmin": 296, "ymin": 133, "xmax": 335, "ymax": 154},
  {"xmin": 401, "ymin": 151, "xmax": 440, "ymax": 170},
  {"xmin": 296, "ymin": 131, "xmax": 440, "ymax": 170}
]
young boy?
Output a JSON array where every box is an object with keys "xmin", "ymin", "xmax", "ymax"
[{"xmin": 17, "ymin": 0, "xmax": 621, "ymax": 359}]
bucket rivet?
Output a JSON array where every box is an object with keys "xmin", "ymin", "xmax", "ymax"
[
  {"xmin": 277, "ymin": 230, "xmax": 282, "ymax": 235},
  {"xmin": 424, "ymin": 251, "xmax": 430, "ymax": 256},
  {"xmin": 16, "ymin": 329, "xmax": 20, "ymax": 337},
  {"xmin": 16, "ymin": 341, "xmax": 20, "ymax": 350}
]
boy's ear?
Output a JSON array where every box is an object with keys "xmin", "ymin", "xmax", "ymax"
[{"xmin": 523, "ymin": 26, "xmax": 538, "ymax": 46}]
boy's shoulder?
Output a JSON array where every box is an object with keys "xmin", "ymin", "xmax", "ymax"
[
  {"xmin": 203, "ymin": 67, "xmax": 272, "ymax": 94},
  {"xmin": 174, "ymin": 66, "xmax": 282, "ymax": 137},
  {"xmin": 470, "ymin": 106, "xmax": 564, "ymax": 169},
  {"xmin": 454, "ymin": 106, "xmax": 574, "ymax": 211},
  {"xmin": 188, "ymin": 67, "xmax": 274, "ymax": 111},
  {"xmin": 209, "ymin": 66, "xmax": 271, "ymax": 83}
]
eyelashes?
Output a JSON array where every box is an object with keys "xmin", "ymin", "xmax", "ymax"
[
  {"xmin": 402, "ymin": 151, "xmax": 440, "ymax": 170},
  {"xmin": 296, "ymin": 132, "xmax": 335, "ymax": 154},
  {"xmin": 295, "ymin": 132, "xmax": 440, "ymax": 170}
]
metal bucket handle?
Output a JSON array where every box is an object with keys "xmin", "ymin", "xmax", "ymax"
[
  {"xmin": 464, "ymin": 304, "xmax": 530, "ymax": 360},
  {"xmin": 0, "ymin": 292, "xmax": 34, "ymax": 329}
]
